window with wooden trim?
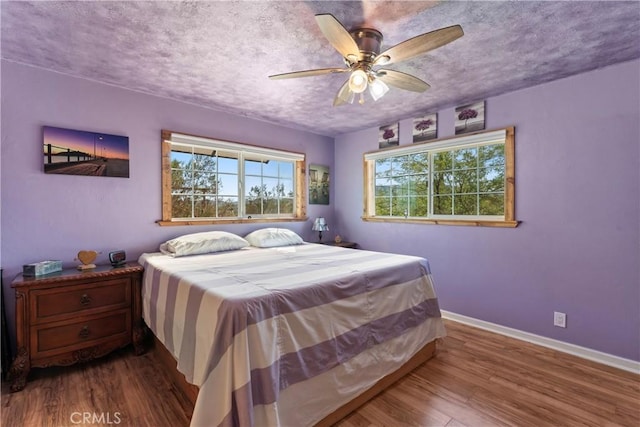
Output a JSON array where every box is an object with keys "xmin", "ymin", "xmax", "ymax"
[
  {"xmin": 159, "ymin": 130, "xmax": 307, "ymax": 226},
  {"xmin": 363, "ymin": 127, "xmax": 517, "ymax": 227}
]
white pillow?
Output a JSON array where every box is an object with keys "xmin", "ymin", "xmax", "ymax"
[
  {"xmin": 244, "ymin": 228, "xmax": 304, "ymax": 248},
  {"xmin": 159, "ymin": 231, "xmax": 249, "ymax": 257}
]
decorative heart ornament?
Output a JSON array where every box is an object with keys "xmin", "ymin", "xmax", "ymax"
[{"xmin": 77, "ymin": 250, "xmax": 98, "ymax": 265}]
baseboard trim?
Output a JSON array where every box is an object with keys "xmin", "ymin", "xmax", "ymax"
[{"xmin": 441, "ymin": 310, "xmax": 640, "ymax": 374}]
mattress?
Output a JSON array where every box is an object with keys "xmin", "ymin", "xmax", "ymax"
[{"xmin": 138, "ymin": 243, "xmax": 445, "ymax": 427}]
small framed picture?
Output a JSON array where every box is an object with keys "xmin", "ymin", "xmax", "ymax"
[
  {"xmin": 412, "ymin": 113, "xmax": 437, "ymax": 143},
  {"xmin": 43, "ymin": 126, "xmax": 130, "ymax": 178},
  {"xmin": 455, "ymin": 101, "xmax": 485, "ymax": 135},
  {"xmin": 379, "ymin": 123, "xmax": 399, "ymax": 148},
  {"xmin": 309, "ymin": 164, "xmax": 329, "ymax": 205}
]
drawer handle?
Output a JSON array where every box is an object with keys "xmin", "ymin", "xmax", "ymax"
[
  {"xmin": 79, "ymin": 326, "xmax": 90, "ymax": 339},
  {"xmin": 80, "ymin": 294, "xmax": 92, "ymax": 306}
]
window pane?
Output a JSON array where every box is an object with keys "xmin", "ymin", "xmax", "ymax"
[
  {"xmin": 194, "ymin": 195, "xmax": 217, "ymax": 217},
  {"xmin": 245, "ymin": 176, "xmax": 263, "ymax": 197},
  {"xmin": 279, "ymin": 162, "xmax": 294, "ymax": 179},
  {"xmin": 409, "ymin": 196, "xmax": 428, "ymax": 217},
  {"xmin": 218, "ymin": 156, "xmax": 238, "ymax": 174},
  {"xmin": 257, "ymin": 160, "xmax": 297, "ymax": 215},
  {"xmin": 405, "ymin": 153, "xmax": 429, "ymax": 174},
  {"xmin": 246, "ymin": 200, "xmax": 261, "ymax": 215},
  {"xmin": 280, "ymin": 198, "xmax": 294, "ymax": 214},
  {"xmin": 171, "ymin": 195, "xmax": 192, "ymax": 218},
  {"xmin": 433, "ymin": 195, "xmax": 452, "ymax": 215},
  {"xmin": 391, "ymin": 177, "xmax": 408, "ymax": 197},
  {"xmin": 263, "ymin": 198, "xmax": 278, "ymax": 214},
  {"xmin": 480, "ymin": 193, "xmax": 504, "ymax": 215},
  {"xmin": 479, "ymin": 166, "xmax": 505, "ymax": 192},
  {"xmin": 171, "ymin": 150, "xmax": 192, "ymax": 167},
  {"xmin": 262, "ymin": 177, "xmax": 280, "ymax": 197},
  {"xmin": 280, "ymin": 179, "xmax": 294, "ymax": 197},
  {"xmin": 454, "ymin": 194, "xmax": 477, "ymax": 215},
  {"xmin": 433, "ymin": 151, "xmax": 452, "ymax": 171},
  {"xmin": 375, "ymin": 178, "xmax": 390, "ymax": 197},
  {"xmin": 392, "ymin": 155, "xmax": 410, "ymax": 175},
  {"xmin": 244, "ymin": 159, "xmax": 262, "ymax": 175},
  {"xmin": 454, "ymin": 147, "xmax": 477, "ymax": 170},
  {"xmin": 480, "ymin": 144, "xmax": 505, "ymax": 168},
  {"xmin": 408, "ymin": 175, "xmax": 428, "ymax": 195},
  {"xmin": 453, "ymin": 169, "xmax": 477, "ymax": 194},
  {"xmin": 375, "ymin": 197, "xmax": 391, "ymax": 216},
  {"xmin": 218, "ymin": 173, "xmax": 238, "ymax": 196},
  {"xmin": 263, "ymin": 161, "xmax": 279, "ymax": 177},
  {"xmin": 172, "ymin": 169, "xmax": 192, "ymax": 193},
  {"xmin": 433, "ymin": 171, "xmax": 453, "ymax": 194},
  {"xmin": 376, "ymin": 158, "xmax": 392, "ymax": 178},
  {"xmin": 192, "ymin": 171, "xmax": 218, "ymax": 194},
  {"xmin": 391, "ymin": 197, "xmax": 408, "ymax": 217},
  {"xmin": 194, "ymin": 153, "xmax": 216, "ymax": 172},
  {"xmin": 218, "ymin": 197, "xmax": 238, "ymax": 217}
]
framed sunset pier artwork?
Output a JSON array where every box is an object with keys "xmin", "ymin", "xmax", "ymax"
[{"xmin": 43, "ymin": 126, "xmax": 130, "ymax": 178}]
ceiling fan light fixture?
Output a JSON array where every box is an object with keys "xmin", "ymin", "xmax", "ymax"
[
  {"xmin": 369, "ymin": 78, "xmax": 389, "ymax": 101},
  {"xmin": 272, "ymin": 14, "xmax": 463, "ymax": 106},
  {"xmin": 348, "ymin": 69, "xmax": 368, "ymax": 93}
]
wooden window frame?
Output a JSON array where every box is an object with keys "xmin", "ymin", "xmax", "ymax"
[
  {"xmin": 158, "ymin": 130, "xmax": 307, "ymax": 226},
  {"xmin": 363, "ymin": 127, "xmax": 518, "ymax": 228}
]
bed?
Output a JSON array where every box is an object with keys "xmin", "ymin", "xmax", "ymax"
[{"xmin": 138, "ymin": 235, "xmax": 445, "ymax": 427}]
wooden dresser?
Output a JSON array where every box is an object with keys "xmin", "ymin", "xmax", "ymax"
[{"xmin": 7, "ymin": 263, "xmax": 146, "ymax": 392}]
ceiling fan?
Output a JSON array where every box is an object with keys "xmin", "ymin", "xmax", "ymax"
[{"xmin": 269, "ymin": 14, "xmax": 463, "ymax": 106}]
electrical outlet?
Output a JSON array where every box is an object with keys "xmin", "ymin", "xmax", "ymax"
[{"xmin": 554, "ymin": 311, "xmax": 567, "ymax": 328}]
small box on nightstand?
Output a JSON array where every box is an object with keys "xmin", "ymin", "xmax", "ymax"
[{"xmin": 22, "ymin": 260, "xmax": 62, "ymax": 277}]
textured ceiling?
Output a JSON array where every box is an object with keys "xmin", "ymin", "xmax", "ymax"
[{"xmin": 2, "ymin": 1, "xmax": 639, "ymax": 137}]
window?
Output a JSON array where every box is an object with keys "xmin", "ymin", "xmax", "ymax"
[
  {"xmin": 159, "ymin": 130, "xmax": 306, "ymax": 225},
  {"xmin": 364, "ymin": 127, "xmax": 517, "ymax": 227}
]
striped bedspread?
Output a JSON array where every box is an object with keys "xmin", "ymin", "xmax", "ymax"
[{"xmin": 138, "ymin": 244, "xmax": 445, "ymax": 427}]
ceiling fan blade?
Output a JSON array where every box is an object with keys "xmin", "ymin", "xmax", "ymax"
[
  {"xmin": 333, "ymin": 80, "xmax": 352, "ymax": 106},
  {"xmin": 377, "ymin": 69, "xmax": 431, "ymax": 92},
  {"xmin": 315, "ymin": 14, "xmax": 360, "ymax": 60},
  {"xmin": 269, "ymin": 67, "xmax": 348, "ymax": 80},
  {"xmin": 374, "ymin": 25, "xmax": 463, "ymax": 66}
]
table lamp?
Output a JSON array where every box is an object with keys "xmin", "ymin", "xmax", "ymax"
[{"xmin": 312, "ymin": 217, "xmax": 329, "ymax": 242}]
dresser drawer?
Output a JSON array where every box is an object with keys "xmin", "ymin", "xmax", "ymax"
[
  {"xmin": 31, "ymin": 309, "xmax": 131, "ymax": 357},
  {"xmin": 31, "ymin": 278, "xmax": 131, "ymax": 324}
]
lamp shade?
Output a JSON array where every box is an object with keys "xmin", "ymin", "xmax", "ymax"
[
  {"xmin": 312, "ymin": 217, "xmax": 329, "ymax": 231},
  {"xmin": 369, "ymin": 78, "xmax": 389, "ymax": 101},
  {"xmin": 348, "ymin": 69, "xmax": 368, "ymax": 94}
]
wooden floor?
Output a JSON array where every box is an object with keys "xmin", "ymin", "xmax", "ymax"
[{"xmin": 2, "ymin": 320, "xmax": 638, "ymax": 427}]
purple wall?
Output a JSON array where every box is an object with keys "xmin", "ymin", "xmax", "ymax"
[
  {"xmin": 2, "ymin": 59, "xmax": 638, "ymax": 362},
  {"xmin": 334, "ymin": 60, "xmax": 640, "ymax": 361},
  {"xmin": 0, "ymin": 61, "xmax": 334, "ymax": 343}
]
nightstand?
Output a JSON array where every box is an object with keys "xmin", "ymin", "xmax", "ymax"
[
  {"xmin": 321, "ymin": 241, "xmax": 358, "ymax": 249},
  {"xmin": 7, "ymin": 263, "xmax": 145, "ymax": 392}
]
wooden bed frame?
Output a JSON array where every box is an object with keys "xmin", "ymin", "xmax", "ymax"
[{"xmin": 150, "ymin": 333, "xmax": 437, "ymax": 426}]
